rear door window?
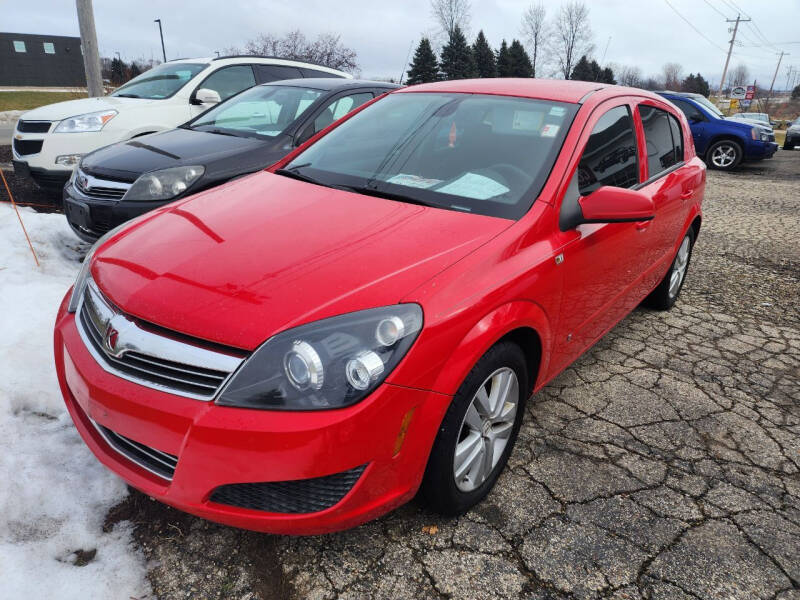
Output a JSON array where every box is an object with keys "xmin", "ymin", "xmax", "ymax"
[
  {"xmin": 639, "ymin": 105, "xmax": 681, "ymax": 177},
  {"xmin": 577, "ymin": 105, "xmax": 639, "ymax": 196}
]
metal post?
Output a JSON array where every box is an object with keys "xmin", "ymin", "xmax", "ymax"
[
  {"xmin": 76, "ymin": 0, "xmax": 104, "ymax": 97},
  {"xmin": 154, "ymin": 18, "xmax": 166, "ymax": 62},
  {"xmin": 717, "ymin": 15, "xmax": 750, "ymax": 101},
  {"xmin": 764, "ymin": 51, "xmax": 787, "ymax": 114}
]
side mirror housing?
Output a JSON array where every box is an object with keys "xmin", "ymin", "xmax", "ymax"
[
  {"xmin": 578, "ymin": 186, "xmax": 655, "ymax": 224},
  {"xmin": 192, "ymin": 88, "xmax": 221, "ymax": 105}
]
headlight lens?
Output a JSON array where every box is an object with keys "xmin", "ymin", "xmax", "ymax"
[
  {"xmin": 217, "ymin": 304, "xmax": 423, "ymax": 410},
  {"xmin": 54, "ymin": 110, "xmax": 117, "ymax": 133},
  {"xmin": 67, "ymin": 222, "xmax": 130, "ymax": 313},
  {"xmin": 123, "ymin": 166, "xmax": 205, "ymax": 201},
  {"xmin": 760, "ymin": 131, "xmax": 770, "ymax": 141}
]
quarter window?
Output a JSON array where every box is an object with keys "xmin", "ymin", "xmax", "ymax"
[
  {"xmin": 640, "ymin": 105, "xmax": 681, "ymax": 177},
  {"xmin": 577, "ymin": 105, "xmax": 639, "ymax": 196},
  {"xmin": 199, "ymin": 65, "xmax": 256, "ymax": 101},
  {"xmin": 13, "ymin": 41, "xmax": 26, "ymax": 53},
  {"xmin": 43, "ymin": 42, "xmax": 55, "ymax": 54},
  {"xmin": 668, "ymin": 115, "xmax": 684, "ymax": 164}
]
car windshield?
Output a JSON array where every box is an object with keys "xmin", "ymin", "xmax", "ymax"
[
  {"xmin": 190, "ymin": 85, "xmax": 324, "ymax": 139},
  {"xmin": 282, "ymin": 92, "xmax": 578, "ymax": 220},
  {"xmin": 111, "ymin": 62, "xmax": 207, "ymax": 99},
  {"xmin": 692, "ymin": 95, "xmax": 724, "ymax": 118}
]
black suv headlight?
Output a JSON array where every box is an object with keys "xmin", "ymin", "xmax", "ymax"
[{"xmin": 216, "ymin": 304, "xmax": 423, "ymax": 410}]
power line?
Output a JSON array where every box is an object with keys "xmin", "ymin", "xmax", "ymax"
[
  {"xmin": 701, "ymin": 0, "xmax": 729, "ymax": 19},
  {"xmin": 662, "ymin": 0, "xmax": 727, "ymax": 53}
]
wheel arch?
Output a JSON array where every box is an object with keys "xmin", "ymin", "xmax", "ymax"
[
  {"xmin": 706, "ymin": 133, "xmax": 746, "ymax": 153},
  {"xmin": 428, "ymin": 300, "xmax": 552, "ymax": 398}
]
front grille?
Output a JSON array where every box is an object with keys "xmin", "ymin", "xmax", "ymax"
[
  {"xmin": 75, "ymin": 279, "xmax": 244, "ymax": 400},
  {"xmin": 209, "ymin": 465, "xmax": 367, "ymax": 514},
  {"xmin": 17, "ymin": 120, "xmax": 51, "ymax": 133},
  {"xmin": 75, "ymin": 169, "xmax": 130, "ymax": 200},
  {"xmin": 13, "ymin": 139, "xmax": 43, "ymax": 155},
  {"xmin": 92, "ymin": 420, "xmax": 178, "ymax": 480}
]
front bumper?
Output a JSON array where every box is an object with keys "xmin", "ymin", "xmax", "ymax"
[
  {"xmin": 54, "ymin": 293, "xmax": 451, "ymax": 534},
  {"xmin": 63, "ymin": 181, "xmax": 170, "ymax": 242},
  {"xmin": 744, "ymin": 140, "xmax": 778, "ymax": 160},
  {"xmin": 12, "ymin": 160, "xmax": 71, "ymax": 190}
]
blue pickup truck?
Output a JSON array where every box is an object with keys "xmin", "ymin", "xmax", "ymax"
[{"xmin": 659, "ymin": 91, "xmax": 778, "ymax": 171}]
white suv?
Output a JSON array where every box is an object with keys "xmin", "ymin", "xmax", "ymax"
[{"xmin": 12, "ymin": 56, "xmax": 350, "ymax": 190}]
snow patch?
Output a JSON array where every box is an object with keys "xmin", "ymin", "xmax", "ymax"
[{"xmin": 0, "ymin": 204, "xmax": 151, "ymax": 599}]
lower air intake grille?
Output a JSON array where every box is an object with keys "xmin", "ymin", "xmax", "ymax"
[
  {"xmin": 92, "ymin": 421, "xmax": 178, "ymax": 480},
  {"xmin": 13, "ymin": 138, "xmax": 43, "ymax": 155},
  {"xmin": 210, "ymin": 465, "xmax": 367, "ymax": 514}
]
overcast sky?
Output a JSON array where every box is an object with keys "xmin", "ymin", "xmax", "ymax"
[{"xmin": 4, "ymin": 0, "xmax": 799, "ymax": 89}]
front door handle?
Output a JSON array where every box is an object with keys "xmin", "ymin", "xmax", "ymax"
[
  {"xmin": 635, "ymin": 220, "xmax": 651, "ymax": 231},
  {"xmin": 680, "ymin": 190, "xmax": 694, "ymax": 200}
]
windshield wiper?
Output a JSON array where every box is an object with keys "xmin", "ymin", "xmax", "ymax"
[
  {"xmin": 115, "ymin": 93, "xmax": 140, "ymax": 98},
  {"xmin": 199, "ymin": 128, "xmax": 241, "ymax": 137},
  {"xmin": 341, "ymin": 184, "xmax": 436, "ymax": 208},
  {"xmin": 274, "ymin": 164, "xmax": 323, "ymax": 186}
]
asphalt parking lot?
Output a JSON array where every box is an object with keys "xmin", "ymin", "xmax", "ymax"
[{"xmin": 5, "ymin": 148, "xmax": 800, "ymax": 599}]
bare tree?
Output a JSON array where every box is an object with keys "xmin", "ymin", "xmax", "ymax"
[
  {"xmin": 727, "ymin": 63, "xmax": 750, "ymax": 88},
  {"xmin": 552, "ymin": 1, "xmax": 593, "ymax": 79},
  {"xmin": 521, "ymin": 2, "xmax": 548, "ymax": 77},
  {"xmin": 430, "ymin": 0, "xmax": 471, "ymax": 37},
  {"xmin": 238, "ymin": 30, "xmax": 358, "ymax": 72},
  {"xmin": 617, "ymin": 64, "xmax": 643, "ymax": 88},
  {"xmin": 662, "ymin": 62, "xmax": 683, "ymax": 90}
]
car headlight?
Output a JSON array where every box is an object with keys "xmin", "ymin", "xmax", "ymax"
[
  {"xmin": 123, "ymin": 166, "xmax": 205, "ymax": 201},
  {"xmin": 54, "ymin": 110, "xmax": 117, "ymax": 133},
  {"xmin": 67, "ymin": 222, "xmax": 130, "ymax": 313},
  {"xmin": 760, "ymin": 131, "xmax": 770, "ymax": 141},
  {"xmin": 217, "ymin": 304, "xmax": 424, "ymax": 410}
]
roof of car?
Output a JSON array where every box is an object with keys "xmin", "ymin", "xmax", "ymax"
[
  {"xmin": 658, "ymin": 90, "xmax": 702, "ymax": 98},
  {"xmin": 395, "ymin": 78, "xmax": 659, "ymax": 104},
  {"xmin": 262, "ymin": 78, "xmax": 401, "ymax": 91},
  {"xmin": 166, "ymin": 56, "xmax": 350, "ymax": 76}
]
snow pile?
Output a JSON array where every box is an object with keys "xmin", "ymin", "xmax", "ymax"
[
  {"xmin": 0, "ymin": 110, "xmax": 24, "ymax": 125},
  {"xmin": 0, "ymin": 204, "xmax": 150, "ymax": 599}
]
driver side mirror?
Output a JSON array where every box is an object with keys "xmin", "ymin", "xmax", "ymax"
[
  {"xmin": 578, "ymin": 186, "xmax": 655, "ymax": 224},
  {"xmin": 192, "ymin": 88, "xmax": 221, "ymax": 105}
]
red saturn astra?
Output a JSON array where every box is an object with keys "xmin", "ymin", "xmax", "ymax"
[{"xmin": 54, "ymin": 79, "xmax": 704, "ymax": 534}]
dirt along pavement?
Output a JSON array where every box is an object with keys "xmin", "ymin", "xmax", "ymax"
[{"xmin": 6, "ymin": 145, "xmax": 800, "ymax": 599}]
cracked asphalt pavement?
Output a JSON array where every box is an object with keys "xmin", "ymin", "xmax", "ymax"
[{"xmin": 105, "ymin": 150, "xmax": 799, "ymax": 599}]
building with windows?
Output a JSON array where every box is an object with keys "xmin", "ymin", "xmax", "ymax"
[{"xmin": 0, "ymin": 32, "xmax": 86, "ymax": 87}]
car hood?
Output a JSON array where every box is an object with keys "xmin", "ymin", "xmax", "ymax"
[
  {"xmin": 81, "ymin": 128, "xmax": 280, "ymax": 180},
  {"xmin": 21, "ymin": 96, "xmax": 159, "ymax": 121},
  {"xmin": 91, "ymin": 172, "xmax": 512, "ymax": 350}
]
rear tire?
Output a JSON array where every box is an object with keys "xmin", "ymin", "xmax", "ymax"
[
  {"xmin": 421, "ymin": 342, "xmax": 528, "ymax": 515},
  {"xmin": 644, "ymin": 228, "xmax": 695, "ymax": 311},
  {"xmin": 706, "ymin": 139, "xmax": 743, "ymax": 171}
]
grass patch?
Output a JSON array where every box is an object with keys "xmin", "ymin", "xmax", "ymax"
[
  {"xmin": 774, "ymin": 130, "xmax": 786, "ymax": 147},
  {"xmin": 0, "ymin": 91, "xmax": 87, "ymax": 112}
]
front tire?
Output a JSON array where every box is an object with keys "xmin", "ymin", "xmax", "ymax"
[
  {"xmin": 421, "ymin": 342, "xmax": 528, "ymax": 515},
  {"xmin": 644, "ymin": 229, "xmax": 695, "ymax": 310},
  {"xmin": 706, "ymin": 139, "xmax": 743, "ymax": 171}
]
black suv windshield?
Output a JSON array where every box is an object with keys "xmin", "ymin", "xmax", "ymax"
[
  {"xmin": 190, "ymin": 85, "xmax": 324, "ymax": 139},
  {"xmin": 282, "ymin": 92, "xmax": 577, "ymax": 219},
  {"xmin": 111, "ymin": 62, "xmax": 207, "ymax": 99}
]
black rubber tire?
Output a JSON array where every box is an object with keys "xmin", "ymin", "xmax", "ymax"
[
  {"xmin": 420, "ymin": 341, "xmax": 529, "ymax": 515},
  {"xmin": 705, "ymin": 139, "xmax": 743, "ymax": 171},
  {"xmin": 643, "ymin": 228, "xmax": 696, "ymax": 311}
]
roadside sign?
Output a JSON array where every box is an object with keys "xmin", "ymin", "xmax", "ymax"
[
  {"xmin": 730, "ymin": 86, "xmax": 746, "ymax": 99},
  {"xmin": 739, "ymin": 99, "xmax": 751, "ymax": 109},
  {"xmin": 729, "ymin": 98, "xmax": 739, "ymax": 110},
  {"xmin": 745, "ymin": 85, "xmax": 755, "ymax": 100}
]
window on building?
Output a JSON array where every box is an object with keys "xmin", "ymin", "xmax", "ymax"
[
  {"xmin": 43, "ymin": 42, "xmax": 55, "ymax": 54},
  {"xmin": 13, "ymin": 41, "xmax": 26, "ymax": 53}
]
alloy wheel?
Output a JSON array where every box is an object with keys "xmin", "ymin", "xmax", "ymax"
[
  {"xmin": 453, "ymin": 367, "xmax": 519, "ymax": 492},
  {"xmin": 710, "ymin": 143, "xmax": 737, "ymax": 168},
  {"xmin": 669, "ymin": 235, "xmax": 691, "ymax": 299}
]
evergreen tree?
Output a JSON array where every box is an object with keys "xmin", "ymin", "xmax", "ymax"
[
  {"xmin": 110, "ymin": 57, "xmax": 126, "ymax": 85},
  {"xmin": 496, "ymin": 40, "xmax": 513, "ymax": 77},
  {"xmin": 570, "ymin": 55, "xmax": 594, "ymax": 81},
  {"xmin": 440, "ymin": 25, "xmax": 475, "ymax": 80},
  {"xmin": 472, "ymin": 30, "xmax": 496, "ymax": 78},
  {"xmin": 406, "ymin": 38, "xmax": 440, "ymax": 84},
  {"xmin": 508, "ymin": 40, "xmax": 533, "ymax": 77},
  {"xmin": 600, "ymin": 67, "xmax": 616, "ymax": 84},
  {"xmin": 129, "ymin": 62, "xmax": 142, "ymax": 79},
  {"xmin": 793, "ymin": 83, "xmax": 800, "ymax": 100},
  {"xmin": 681, "ymin": 73, "xmax": 710, "ymax": 97}
]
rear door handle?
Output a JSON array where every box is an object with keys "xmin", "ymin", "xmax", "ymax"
[{"xmin": 680, "ymin": 190, "xmax": 693, "ymax": 200}]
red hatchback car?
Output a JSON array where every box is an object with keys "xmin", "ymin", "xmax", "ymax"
[{"xmin": 54, "ymin": 79, "xmax": 704, "ymax": 534}]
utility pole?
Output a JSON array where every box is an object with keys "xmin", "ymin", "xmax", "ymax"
[
  {"xmin": 154, "ymin": 18, "xmax": 167, "ymax": 62},
  {"xmin": 785, "ymin": 65, "xmax": 794, "ymax": 92},
  {"xmin": 75, "ymin": 0, "xmax": 104, "ymax": 97},
  {"xmin": 764, "ymin": 51, "xmax": 788, "ymax": 113},
  {"xmin": 717, "ymin": 14, "xmax": 750, "ymax": 101}
]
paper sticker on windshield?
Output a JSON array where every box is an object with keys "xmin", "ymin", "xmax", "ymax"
[
  {"xmin": 437, "ymin": 173, "xmax": 510, "ymax": 200},
  {"xmin": 541, "ymin": 124, "xmax": 560, "ymax": 138},
  {"xmin": 387, "ymin": 174, "xmax": 442, "ymax": 189},
  {"xmin": 549, "ymin": 106, "xmax": 567, "ymax": 117},
  {"xmin": 512, "ymin": 110, "xmax": 543, "ymax": 131}
]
